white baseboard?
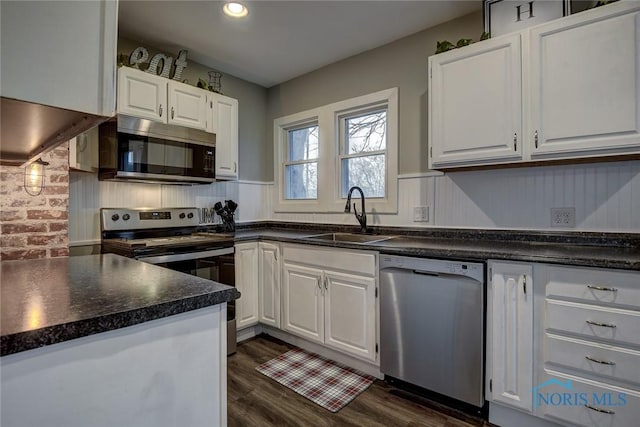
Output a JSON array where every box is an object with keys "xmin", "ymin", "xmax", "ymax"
[
  {"xmin": 489, "ymin": 403, "xmax": 561, "ymax": 427},
  {"xmin": 237, "ymin": 324, "xmax": 262, "ymax": 342}
]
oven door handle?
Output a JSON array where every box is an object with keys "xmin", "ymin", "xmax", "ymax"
[{"xmin": 137, "ymin": 247, "xmax": 234, "ymax": 264}]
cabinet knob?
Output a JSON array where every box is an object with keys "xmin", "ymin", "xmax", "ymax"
[
  {"xmin": 534, "ymin": 130, "xmax": 539, "ymax": 148},
  {"xmin": 159, "ymin": 104, "xmax": 163, "ymax": 117},
  {"xmin": 171, "ymin": 107, "xmax": 174, "ymax": 119},
  {"xmin": 234, "ymin": 162, "xmax": 237, "ymax": 173}
]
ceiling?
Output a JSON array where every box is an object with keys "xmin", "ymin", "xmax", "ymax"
[{"xmin": 118, "ymin": 0, "xmax": 481, "ymax": 88}]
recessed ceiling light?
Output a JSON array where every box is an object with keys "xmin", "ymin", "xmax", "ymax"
[{"xmin": 223, "ymin": 2, "xmax": 248, "ymax": 18}]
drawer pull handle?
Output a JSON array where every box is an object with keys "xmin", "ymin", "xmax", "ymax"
[
  {"xmin": 586, "ymin": 320, "xmax": 616, "ymax": 328},
  {"xmin": 587, "ymin": 285, "xmax": 618, "ymax": 292},
  {"xmin": 585, "ymin": 355, "xmax": 616, "ymax": 365},
  {"xmin": 584, "ymin": 404, "xmax": 615, "ymax": 415}
]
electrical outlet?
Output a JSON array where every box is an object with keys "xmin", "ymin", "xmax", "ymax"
[
  {"xmin": 551, "ymin": 207, "xmax": 576, "ymax": 228},
  {"xmin": 413, "ymin": 206, "xmax": 429, "ymax": 222}
]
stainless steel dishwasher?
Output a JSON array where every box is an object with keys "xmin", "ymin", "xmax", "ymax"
[{"xmin": 379, "ymin": 255, "xmax": 485, "ymax": 407}]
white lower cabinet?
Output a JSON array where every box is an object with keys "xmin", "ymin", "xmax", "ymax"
[
  {"xmin": 282, "ymin": 263, "xmax": 324, "ymax": 343},
  {"xmin": 323, "ymin": 271, "xmax": 376, "ymax": 360},
  {"xmin": 258, "ymin": 242, "xmax": 281, "ymax": 328},
  {"xmin": 489, "ymin": 260, "xmax": 640, "ymax": 427},
  {"xmin": 281, "ymin": 244, "xmax": 378, "ymax": 363},
  {"xmin": 487, "ymin": 261, "xmax": 534, "ymax": 413},
  {"xmin": 234, "ymin": 242, "xmax": 259, "ymax": 329}
]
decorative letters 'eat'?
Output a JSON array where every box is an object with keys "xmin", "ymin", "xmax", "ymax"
[{"xmin": 129, "ymin": 47, "xmax": 188, "ymax": 81}]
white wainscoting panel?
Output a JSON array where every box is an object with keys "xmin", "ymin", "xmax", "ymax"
[
  {"xmin": 260, "ymin": 176, "xmax": 437, "ymax": 228},
  {"xmin": 71, "ymin": 160, "xmax": 640, "ymax": 245},
  {"xmin": 69, "ymin": 172, "xmax": 237, "ymax": 244},
  {"xmin": 434, "ymin": 160, "xmax": 640, "ymax": 231}
]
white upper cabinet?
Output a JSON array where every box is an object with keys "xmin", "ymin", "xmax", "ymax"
[
  {"xmin": 208, "ymin": 93, "xmax": 239, "ymax": 180},
  {"xmin": 428, "ymin": 1, "xmax": 640, "ymax": 169},
  {"xmin": 167, "ymin": 81, "xmax": 208, "ymax": 130},
  {"xmin": 118, "ymin": 68, "xmax": 207, "ymax": 130},
  {"xmin": 529, "ymin": 3, "xmax": 640, "ymax": 159},
  {"xmin": 0, "ymin": 0, "xmax": 117, "ymax": 116},
  {"xmin": 429, "ymin": 33, "xmax": 523, "ymax": 168},
  {"xmin": 118, "ymin": 68, "xmax": 167, "ymax": 122}
]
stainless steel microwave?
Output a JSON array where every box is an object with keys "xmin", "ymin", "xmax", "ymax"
[{"xmin": 99, "ymin": 115, "xmax": 216, "ymax": 184}]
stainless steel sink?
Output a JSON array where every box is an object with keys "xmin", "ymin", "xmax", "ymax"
[{"xmin": 305, "ymin": 232, "xmax": 395, "ymax": 244}]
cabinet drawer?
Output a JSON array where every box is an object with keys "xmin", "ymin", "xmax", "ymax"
[
  {"xmin": 547, "ymin": 300, "xmax": 640, "ymax": 347},
  {"xmin": 282, "ymin": 244, "xmax": 376, "ymax": 276},
  {"xmin": 538, "ymin": 371, "xmax": 640, "ymax": 427},
  {"xmin": 546, "ymin": 265, "xmax": 640, "ymax": 310},
  {"xmin": 546, "ymin": 333, "xmax": 640, "ymax": 387}
]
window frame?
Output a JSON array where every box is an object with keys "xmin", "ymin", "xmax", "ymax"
[{"xmin": 273, "ymin": 88, "xmax": 398, "ymax": 214}]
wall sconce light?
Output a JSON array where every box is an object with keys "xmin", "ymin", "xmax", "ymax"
[{"xmin": 24, "ymin": 158, "xmax": 49, "ymax": 196}]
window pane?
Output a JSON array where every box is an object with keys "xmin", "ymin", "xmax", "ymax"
[
  {"xmin": 341, "ymin": 155, "xmax": 385, "ymax": 198},
  {"xmin": 345, "ymin": 111, "xmax": 386, "ymax": 154},
  {"xmin": 285, "ymin": 162, "xmax": 317, "ymax": 199},
  {"xmin": 288, "ymin": 125, "xmax": 318, "ymax": 161}
]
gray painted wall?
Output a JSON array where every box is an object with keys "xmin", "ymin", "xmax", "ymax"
[
  {"xmin": 266, "ymin": 11, "xmax": 483, "ymax": 180},
  {"xmin": 117, "ymin": 38, "xmax": 269, "ymax": 182}
]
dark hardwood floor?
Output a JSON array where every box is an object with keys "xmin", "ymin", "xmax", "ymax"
[{"xmin": 227, "ymin": 334, "xmax": 488, "ymax": 427}]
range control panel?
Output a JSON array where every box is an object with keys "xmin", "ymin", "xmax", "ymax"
[{"xmin": 101, "ymin": 208, "xmax": 199, "ymax": 231}]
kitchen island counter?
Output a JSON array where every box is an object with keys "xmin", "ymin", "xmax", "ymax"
[
  {"xmin": 1, "ymin": 253, "xmax": 240, "ymax": 356},
  {"xmin": 1, "ymin": 253, "xmax": 235, "ymax": 427}
]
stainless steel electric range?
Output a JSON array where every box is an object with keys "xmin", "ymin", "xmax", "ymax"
[{"xmin": 100, "ymin": 207, "xmax": 238, "ymax": 355}]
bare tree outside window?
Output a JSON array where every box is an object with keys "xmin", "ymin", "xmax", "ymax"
[
  {"xmin": 341, "ymin": 110, "xmax": 387, "ymax": 198},
  {"xmin": 285, "ymin": 125, "xmax": 318, "ymax": 199}
]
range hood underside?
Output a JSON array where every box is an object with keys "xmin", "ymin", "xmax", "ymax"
[{"xmin": 0, "ymin": 97, "xmax": 108, "ymax": 166}]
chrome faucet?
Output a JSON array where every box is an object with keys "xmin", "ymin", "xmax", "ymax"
[{"xmin": 344, "ymin": 186, "xmax": 367, "ymax": 233}]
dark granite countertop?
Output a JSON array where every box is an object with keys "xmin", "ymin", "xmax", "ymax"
[
  {"xmin": 1, "ymin": 254, "xmax": 240, "ymax": 356},
  {"xmin": 231, "ymin": 223, "xmax": 640, "ymax": 271}
]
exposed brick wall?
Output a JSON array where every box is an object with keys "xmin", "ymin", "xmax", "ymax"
[{"xmin": 1, "ymin": 143, "xmax": 69, "ymax": 260}]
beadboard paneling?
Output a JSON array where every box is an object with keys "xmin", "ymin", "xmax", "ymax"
[
  {"xmin": 69, "ymin": 173, "xmax": 237, "ymax": 244},
  {"xmin": 70, "ymin": 160, "xmax": 640, "ymax": 244},
  {"xmin": 263, "ymin": 176, "xmax": 436, "ymax": 227},
  {"xmin": 434, "ymin": 161, "xmax": 640, "ymax": 231}
]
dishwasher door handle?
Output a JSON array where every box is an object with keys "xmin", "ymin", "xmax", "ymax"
[{"xmin": 412, "ymin": 269, "xmax": 440, "ymax": 277}]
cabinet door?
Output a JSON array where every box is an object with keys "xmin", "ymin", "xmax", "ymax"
[
  {"xmin": 324, "ymin": 271, "xmax": 376, "ymax": 362},
  {"xmin": 167, "ymin": 81, "xmax": 208, "ymax": 130},
  {"xmin": 209, "ymin": 94, "xmax": 239, "ymax": 179},
  {"xmin": 258, "ymin": 242, "xmax": 280, "ymax": 328},
  {"xmin": 117, "ymin": 67, "xmax": 167, "ymax": 123},
  {"xmin": 69, "ymin": 126, "xmax": 99, "ymax": 172},
  {"xmin": 487, "ymin": 261, "xmax": 534, "ymax": 412},
  {"xmin": 529, "ymin": 3, "xmax": 640, "ymax": 158},
  {"xmin": 429, "ymin": 33, "xmax": 523, "ymax": 168},
  {"xmin": 282, "ymin": 263, "xmax": 324, "ymax": 344},
  {"xmin": 235, "ymin": 242, "xmax": 259, "ymax": 330},
  {"xmin": 1, "ymin": 0, "xmax": 117, "ymax": 116}
]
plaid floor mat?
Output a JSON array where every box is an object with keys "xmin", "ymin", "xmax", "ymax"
[{"xmin": 255, "ymin": 347, "xmax": 374, "ymax": 412}]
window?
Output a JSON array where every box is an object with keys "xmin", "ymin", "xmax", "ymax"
[
  {"xmin": 274, "ymin": 88, "xmax": 398, "ymax": 213},
  {"xmin": 285, "ymin": 124, "xmax": 318, "ymax": 199},
  {"xmin": 339, "ymin": 108, "xmax": 387, "ymax": 198}
]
